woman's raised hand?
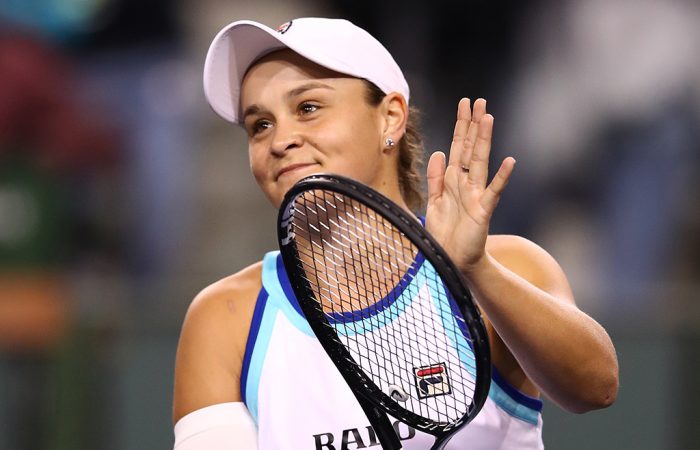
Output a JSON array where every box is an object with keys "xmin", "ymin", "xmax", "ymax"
[{"xmin": 425, "ymin": 98, "xmax": 516, "ymax": 273}]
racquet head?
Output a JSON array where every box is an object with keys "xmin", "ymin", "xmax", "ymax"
[{"xmin": 277, "ymin": 173, "xmax": 491, "ymax": 448}]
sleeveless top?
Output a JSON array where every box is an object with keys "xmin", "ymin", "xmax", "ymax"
[{"xmin": 241, "ymin": 251, "xmax": 545, "ymax": 449}]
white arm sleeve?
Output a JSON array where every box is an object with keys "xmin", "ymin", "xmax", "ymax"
[{"xmin": 173, "ymin": 402, "xmax": 258, "ymax": 450}]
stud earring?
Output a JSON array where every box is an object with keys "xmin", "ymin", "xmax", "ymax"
[{"xmin": 385, "ymin": 137, "xmax": 395, "ymax": 148}]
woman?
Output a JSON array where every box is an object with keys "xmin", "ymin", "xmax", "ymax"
[{"xmin": 173, "ymin": 17, "xmax": 618, "ymax": 449}]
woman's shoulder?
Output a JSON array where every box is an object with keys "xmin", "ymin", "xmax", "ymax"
[
  {"xmin": 485, "ymin": 233, "xmax": 564, "ymax": 266},
  {"xmin": 485, "ymin": 234, "xmax": 573, "ymax": 299},
  {"xmin": 173, "ymin": 261, "xmax": 263, "ymax": 422},
  {"xmin": 184, "ymin": 261, "xmax": 264, "ymax": 345},
  {"xmin": 192, "ymin": 261, "xmax": 264, "ymax": 313},
  {"xmin": 485, "ymin": 233, "xmax": 546, "ymax": 255}
]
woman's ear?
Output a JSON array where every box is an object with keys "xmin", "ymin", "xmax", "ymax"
[{"xmin": 379, "ymin": 92, "xmax": 408, "ymax": 150}]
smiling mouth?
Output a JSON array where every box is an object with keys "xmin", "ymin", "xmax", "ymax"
[{"xmin": 277, "ymin": 163, "xmax": 317, "ymax": 180}]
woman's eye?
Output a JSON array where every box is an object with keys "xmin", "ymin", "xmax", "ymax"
[
  {"xmin": 299, "ymin": 103, "xmax": 319, "ymax": 115},
  {"xmin": 251, "ymin": 120, "xmax": 272, "ymax": 135}
]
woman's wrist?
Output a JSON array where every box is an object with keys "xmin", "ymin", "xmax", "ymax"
[{"xmin": 459, "ymin": 250, "xmax": 494, "ymax": 281}]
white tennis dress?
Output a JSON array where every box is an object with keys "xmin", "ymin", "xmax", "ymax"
[{"xmin": 241, "ymin": 251, "xmax": 545, "ymax": 449}]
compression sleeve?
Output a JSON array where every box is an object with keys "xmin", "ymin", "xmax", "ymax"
[{"xmin": 174, "ymin": 402, "xmax": 258, "ymax": 449}]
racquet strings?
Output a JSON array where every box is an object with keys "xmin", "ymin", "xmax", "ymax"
[{"xmin": 288, "ymin": 189, "xmax": 479, "ymax": 428}]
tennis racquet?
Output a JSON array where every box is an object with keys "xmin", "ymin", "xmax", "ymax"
[{"xmin": 277, "ymin": 173, "xmax": 491, "ymax": 450}]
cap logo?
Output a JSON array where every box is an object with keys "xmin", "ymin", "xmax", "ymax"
[{"xmin": 277, "ymin": 21, "xmax": 293, "ymax": 34}]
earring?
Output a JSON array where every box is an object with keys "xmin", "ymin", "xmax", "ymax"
[{"xmin": 385, "ymin": 137, "xmax": 395, "ymax": 148}]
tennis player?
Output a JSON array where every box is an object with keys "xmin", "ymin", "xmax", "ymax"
[{"xmin": 172, "ymin": 18, "xmax": 618, "ymax": 449}]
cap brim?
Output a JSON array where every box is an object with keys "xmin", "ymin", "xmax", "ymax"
[{"xmin": 204, "ymin": 20, "xmax": 289, "ymax": 123}]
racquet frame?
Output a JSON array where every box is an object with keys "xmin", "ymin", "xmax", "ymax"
[{"xmin": 278, "ymin": 174, "xmax": 491, "ymax": 450}]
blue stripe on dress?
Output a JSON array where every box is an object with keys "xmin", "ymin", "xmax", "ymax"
[
  {"xmin": 326, "ymin": 252, "xmax": 426, "ymax": 323},
  {"xmin": 240, "ymin": 288, "xmax": 269, "ymax": 412},
  {"xmin": 488, "ymin": 366, "xmax": 543, "ymax": 424},
  {"xmin": 243, "ymin": 296, "xmax": 277, "ymax": 423}
]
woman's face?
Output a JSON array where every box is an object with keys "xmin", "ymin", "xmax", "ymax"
[{"xmin": 240, "ymin": 49, "xmax": 400, "ymax": 208}]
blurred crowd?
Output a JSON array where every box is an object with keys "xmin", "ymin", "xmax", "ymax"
[{"xmin": 1, "ymin": 0, "xmax": 698, "ymax": 449}]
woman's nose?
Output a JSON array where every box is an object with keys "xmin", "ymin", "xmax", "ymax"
[{"xmin": 270, "ymin": 119, "xmax": 302, "ymax": 155}]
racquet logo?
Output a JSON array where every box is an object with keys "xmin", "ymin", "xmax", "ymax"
[
  {"xmin": 280, "ymin": 202, "xmax": 296, "ymax": 246},
  {"xmin": 388, "ymin": 384, "xmax": 410, "ymax": 402},
  {"xmin": 413, "ymin": 363, "xmax": 452, "ymax": 399}
]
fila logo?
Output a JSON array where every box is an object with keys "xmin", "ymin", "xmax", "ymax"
[{"xmin": 414, "ymin": 363, "xmax": 452, "ymax": 399}]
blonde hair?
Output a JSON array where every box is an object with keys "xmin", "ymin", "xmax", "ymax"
[{"xmin": 363, "ymin": 81, "xmax": 425, "ymax": 211}]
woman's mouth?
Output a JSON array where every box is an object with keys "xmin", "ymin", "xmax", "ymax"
[{"xmin": 277, "ymin": 163, "xmax": 318, "ymax": 180}]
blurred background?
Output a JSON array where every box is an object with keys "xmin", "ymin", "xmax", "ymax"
[{"xmin": 0, "ymin": 0, "xmax": 698, "ymax": 448}]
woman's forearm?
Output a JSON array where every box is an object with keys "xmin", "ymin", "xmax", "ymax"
[{"xmin": 466, "ymin": 252, "xmax": 619, "ymax": 413}]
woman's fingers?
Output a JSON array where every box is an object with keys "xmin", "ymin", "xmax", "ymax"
[
  {"xmin": 472, "ymin": 98, "xmax": 487, "ymax": 122},
  {"xmin": 448, "ymin": 98, "xmax": 471, "ymax": 167},
  {"xmin": 464, "ymin": 113, "xmax": 493, "ymax": 187},
  {"xmin": 441, "ymin": 97, "xmax": 513, "ymax": 215},
  {"xmin": 481, "ymin": 156, "xmax": 516, "ymax": 215},
  {"xmin": 462, "ymin": 98, "xmax": 487, "ymax": 157},
  {"xmin": 430, "ymin": 97, "xmax": 514, "ymax": 242},
  {"xmin": 426, "ymin": 151, "xmax": 447, "ymax": 203}
]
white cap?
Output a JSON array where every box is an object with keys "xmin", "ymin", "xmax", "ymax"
[{"xmin": 203, "ymin": 17, "xmax": 410, "ymax": 123}]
